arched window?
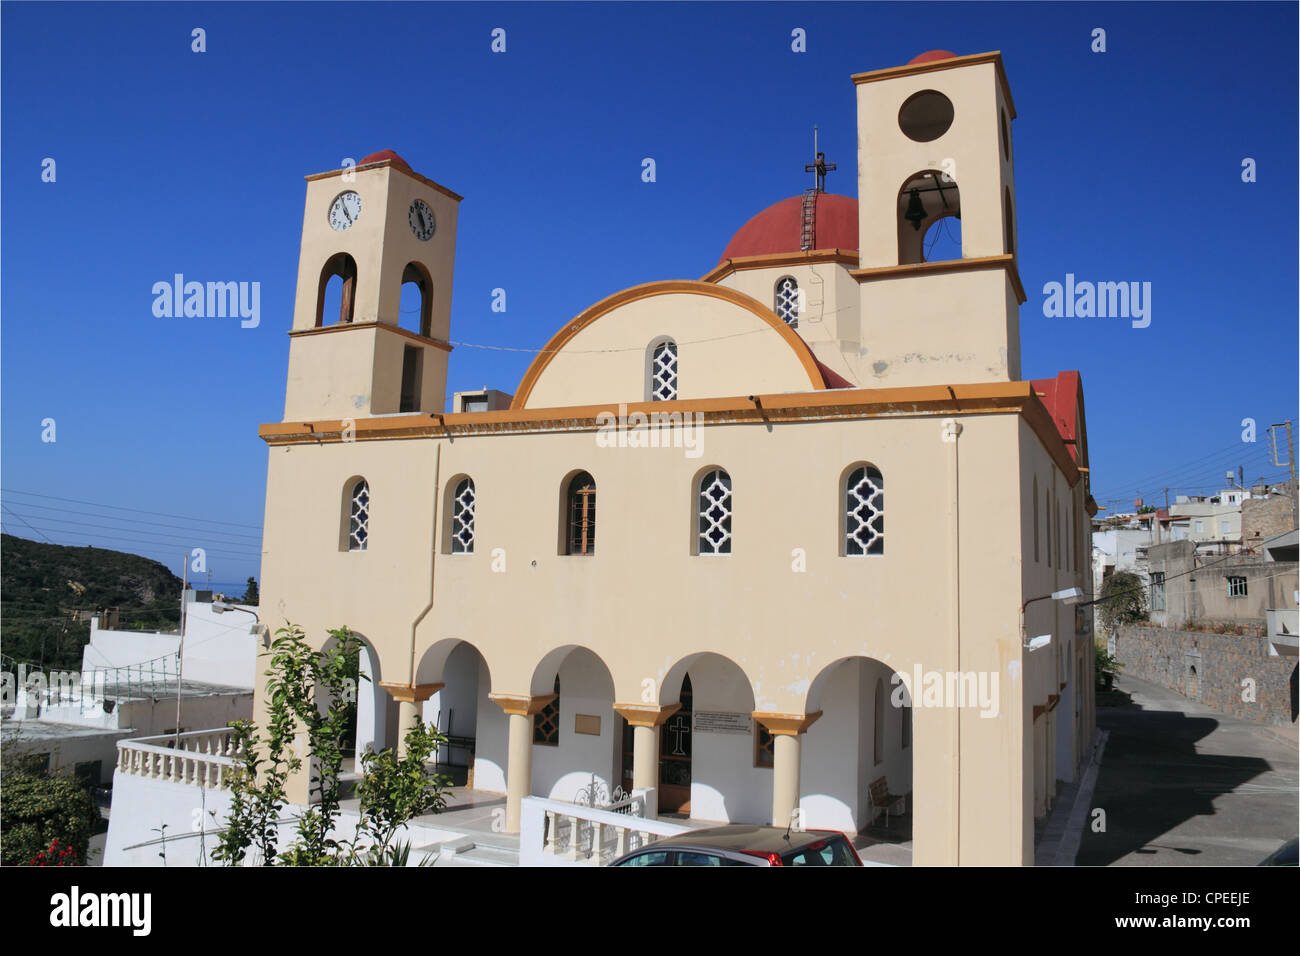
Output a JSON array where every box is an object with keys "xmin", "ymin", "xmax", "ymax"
[
  {"xmin": 774, "ymin": 277, "xmax": 799, "ymax": 328},
  {"xmin": 901, "ymin": 695, "xmax": 911, "ymax": 750},
  {"xmin": 450, "ymin": 478, "xmax": 475, "ymax": 554},
  {"xmin": 845, "ymin": 465, "xmax": 884, "ymax": 555},
  {"xmin": 534, "ymin": 675, "xmax": 560, "ymax": 745},
  {"xmin": 1047, "ymin": 488, "xmax": 1054, "ymax": 568},
  {"xmin": 347, "ymin": 479, "xmax": 369, "ymax": 551},
  {"xmin": 565, "ymin": 472, "xmax": 596, "ymax": 556},
  {"xmin": 697, "ymin": 469, "xmax": 733, "ymax": 555},
  {"xmin": 1033, "ymin": 476, "xmax": 1040, "ymax": 563},
  {"xmin": 400, "ymin": 262, "xmax": 433, "ymax": 337},
  {"xmin": 651, "ymin": 340, "xmax": 678, "ymax": 402},
  {"xmin": 873, "ymin": 678, "xmax": 885, "ymax": 765},
  {"xmin": 317, "ymin": 253, "xmax": 358, "ymax": 326},
  {"xmin": 1004, "ymin": 188, "xmax": 1015, "ymax": 257}
]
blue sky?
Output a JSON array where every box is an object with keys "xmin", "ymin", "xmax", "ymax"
[{"xmin": 2, "ymin": 2, "xmax": 1296, "ymax": 590}]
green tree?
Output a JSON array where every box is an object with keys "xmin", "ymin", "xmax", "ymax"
[
  {"xmin": 1096, "ymin": 570, "xmax": 1149, "ymax": 634},
  {"xmin": 240, "ymin": 577, "xmax": 259, "ymax": 605},
  {"xmin": 213, "ymin": 623, "xmax": 449, "ymax": 866}
]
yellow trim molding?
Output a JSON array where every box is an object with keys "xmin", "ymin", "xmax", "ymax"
[
  {"xmin": 379, "ymin": 681, "xmax": 444, "ymax": 703},
  {"xmin": 851, "ymin": 254, "xmax": 1027, "ymax": 305},
  {"xmin": 489, "ymin": 692, "xmax": 558, "ymax": 717},
  {"xmin": 753, "ymin": 711, "xmax": 823, "ymax": 736},
  {"xmin": 259, "ymin": 381, "xmax": 1082, "ymax": 486},
  {"xmin": 305, "ymin": 159, "xmax": 464, "ymax": 202},
  {"xmin": 289, "ymin": 320, "xmax": 454, "ymax": 353},
  {"xmin": 509, "ymin": 279, "xmax": 827, "ymax": 409},
  {"xmin": 701, "ymin": 249, "xmax": 861, "ymax": 284},
  {"xmin": 613, "ymin": 702, "xmax": 683, "ymax": 728},
  {"xmin": 852, "ymin": 51, "xmax": 1016, "ymax": 119}
]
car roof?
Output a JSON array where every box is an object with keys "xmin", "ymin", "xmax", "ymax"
[{"xmin": 652, "ymin": 825, "xmax": 843, "ymax": 854}]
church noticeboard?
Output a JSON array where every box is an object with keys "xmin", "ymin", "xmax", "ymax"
[{"xmin": 694, "ymin": 711, "xmax": 751, "ymax": 735}]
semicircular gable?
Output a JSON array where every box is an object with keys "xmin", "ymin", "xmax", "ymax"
[{"xmin": 512, "ymin": 280, "xmax": 826, "ymax": 409}]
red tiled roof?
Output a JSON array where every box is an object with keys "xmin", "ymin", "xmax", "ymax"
[{"xmin": 1031, "ymin": 370, "xmax": 1082, "ymax": 458}]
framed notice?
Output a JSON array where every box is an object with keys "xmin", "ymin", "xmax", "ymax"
[{"xmin": 694, "ymin": 711, "xmax": 751, "ymax": 735}]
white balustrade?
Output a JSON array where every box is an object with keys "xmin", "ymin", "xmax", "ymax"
[
  {"xmin": 520, "ymin": 791, "xmax": 690, "ymax": 867},
  {"xmin": 115, "ymin": 728, "xmax": 241, "ymax": 791}
]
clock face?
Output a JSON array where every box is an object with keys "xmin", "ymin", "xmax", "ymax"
[
  {"xmin": 329, "ymin": 191, "xmax": 362, "ymax": 231},
  {"xmin": 409, "ymin": 199, "xmax": 435, "ymax": 241}
]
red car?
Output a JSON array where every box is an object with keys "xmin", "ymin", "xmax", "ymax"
[{"xmin": 608, "ymin": 824, "xmax": 863, "ymax": 867}]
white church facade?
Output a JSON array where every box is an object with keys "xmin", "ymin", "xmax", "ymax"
[{"xmin": 255, "ymin": 49, "xmax": 1096, "ymax": 866}]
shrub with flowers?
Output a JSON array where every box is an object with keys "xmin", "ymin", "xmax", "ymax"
[{"xmin": 29, "ymin": 838, "xmax": 80, "ymax": 866}]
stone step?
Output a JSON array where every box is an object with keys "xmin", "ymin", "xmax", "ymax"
[{"xmin": 438, "ymin": 836, "xmax": 518, "ymax": 867}]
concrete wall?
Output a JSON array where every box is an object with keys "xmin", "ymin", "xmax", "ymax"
[
  {"xmin": 179, "ymin": 602, "xmax": 258, "ymax": 687},
  {"xmin": 1115, "ymin": 624, "xmax": 1298, "ymax": 727},
  {"xmin": 1148, "ymin": 540, "xmax": 1298, "ymax": 629}
]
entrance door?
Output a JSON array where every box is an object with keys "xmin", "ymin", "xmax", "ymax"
[{"xmin": 659, "ymin": 674, "xmax": 693, "ymax": 814}]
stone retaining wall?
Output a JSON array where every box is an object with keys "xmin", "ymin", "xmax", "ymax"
[{"xmin": 1115, "ymin": 624, "xmax": 1298, "ymax": 727}]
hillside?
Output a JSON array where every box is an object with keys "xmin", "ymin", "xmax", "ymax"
[{"xmin": 1, "ymin": 534, "xmax": 183, "ymax": 672}]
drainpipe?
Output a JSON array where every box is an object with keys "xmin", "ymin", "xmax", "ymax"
[
  {"xmin": 397, "ymin": 422, "xmax": 443, "ymax": 748},
  {"xmin": 942, "ymin": 416, "xmax": 963, "ymax": 864}
]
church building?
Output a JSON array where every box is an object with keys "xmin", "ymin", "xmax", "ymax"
[{"xmin": 256, "ymin": 49, "xmax": 1097, "ymax": 866}]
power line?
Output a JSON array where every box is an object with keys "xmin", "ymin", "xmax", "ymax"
[
  {"xmin": 1, "ymin": 511, "xmax": 263, "ymax": 552},
  {"xmin": 0, "ymin": 524, "xmax": 260, "ymax": 562},
  {"xmin": 1, "ymin": 488, "xmax": 263, "ymax": 531},
  {"xmin": 0, "ymin": 504, "xmax": 51, "ymax": 543},
  {"xmin": 8, "ymin": 499, "xmax": 263, "ymax": 542}
]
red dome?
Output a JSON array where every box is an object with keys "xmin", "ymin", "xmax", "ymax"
[
  {"xmin": 908, "ymin": 49, "xmax": 956, "ymax": 65},
  {"xmin": 719, "ymin": 193, "xmax": 858, "ymax": 263},
  {"xmin": 358, "ymin": 149, "xmax": 410, "ymax": 170}
]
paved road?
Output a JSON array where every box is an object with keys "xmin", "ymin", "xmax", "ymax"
[{"xmin": 1077, "ymin": 672, "xmax": 1298, "ymax": 866}]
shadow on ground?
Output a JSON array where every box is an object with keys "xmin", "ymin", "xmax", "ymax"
[{"xmin": 1077, "ymin": 680, "xmax": 1287, "ymax": 866}]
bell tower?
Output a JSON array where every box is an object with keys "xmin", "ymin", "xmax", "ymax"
[
  {"xmin": 283, "ymin": 150, "xmax": 460, "ymax": 421},
  {"xmin": 851, "ymin": 51, "xmax": 1024, "ymax": 387}
]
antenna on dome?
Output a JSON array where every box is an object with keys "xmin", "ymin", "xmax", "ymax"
[{"xmin": 804, "ymin": 125, "xmax": 836, "ymax": 193}]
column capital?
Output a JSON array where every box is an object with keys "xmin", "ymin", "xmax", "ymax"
[
  {"xmin": 613, "ymin": 702, "xmax": 682, "ymax": 728},
  {"xmin": 489, "ymin": 692, "xmax": 557, "ymax": 717},
  {"xmin": 379, "ymin": 681, "xmax": 444, "ymax": 703},
  {"xmin": 753, "ymin": 710, "xmax": 822, "ymax": 736}
]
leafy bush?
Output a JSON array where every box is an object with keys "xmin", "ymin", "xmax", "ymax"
[
  {"xmin": 1096, "ymin": 570, "xmax": 1149, "ymax": 634},
  {"xmin": 1095, "ymin": 643, "xmax": 1123, "ymax": 691},
  {"xmin": 0, "ymin": 760, "xmax": 99, "ymax": 866},
  {"xmin": 214, "ymin": 623, "xmax": 450, "ymax": 866}
]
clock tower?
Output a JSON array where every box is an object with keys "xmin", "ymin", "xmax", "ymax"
[{"xmin": 283, "ymin": 150, "xmax": 461, "ymax": 420}]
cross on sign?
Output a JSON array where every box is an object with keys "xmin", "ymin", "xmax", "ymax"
[{"xmin": 666, "ymin": 714, "xmax": 691, "ymax": 756}]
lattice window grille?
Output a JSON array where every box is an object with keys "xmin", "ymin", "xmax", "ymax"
[
  {"xmin": 845, "ymin": 466, "xmax": 884, "ymax": 555},
  {"xmin": 698, "ymin": 470, "xmax": 733, "ymax": 555},
  {"xmin": 451, "ymin": 478, "xmax": 475, "ymax": 554},
  {"xmin": 348, "ymin": 480, "xmax": 370, "ymax": 552},
  {"xmin": 534, "ymin": 677, "xmax": 560, "ymax": 745},
  {"xmin": 775, "ymin": 278, "xmax": 800, "ymax": 328},
  {"xmin": 651, "ymin": 341, "xmax": 678, "ymax": 401}
]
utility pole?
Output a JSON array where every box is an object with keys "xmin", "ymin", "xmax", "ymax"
[
  {"xmin": 176, "ymin": 555, "xmax": 188, "ymax": 747},
  {"xmin": 1268, "ymin": 421, "xmax": 1297, "ymax": 531}
]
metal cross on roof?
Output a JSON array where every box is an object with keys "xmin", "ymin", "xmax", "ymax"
[{"xmin": 804, "ymin": 125, "xmax": 837, "ymax": 192}]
